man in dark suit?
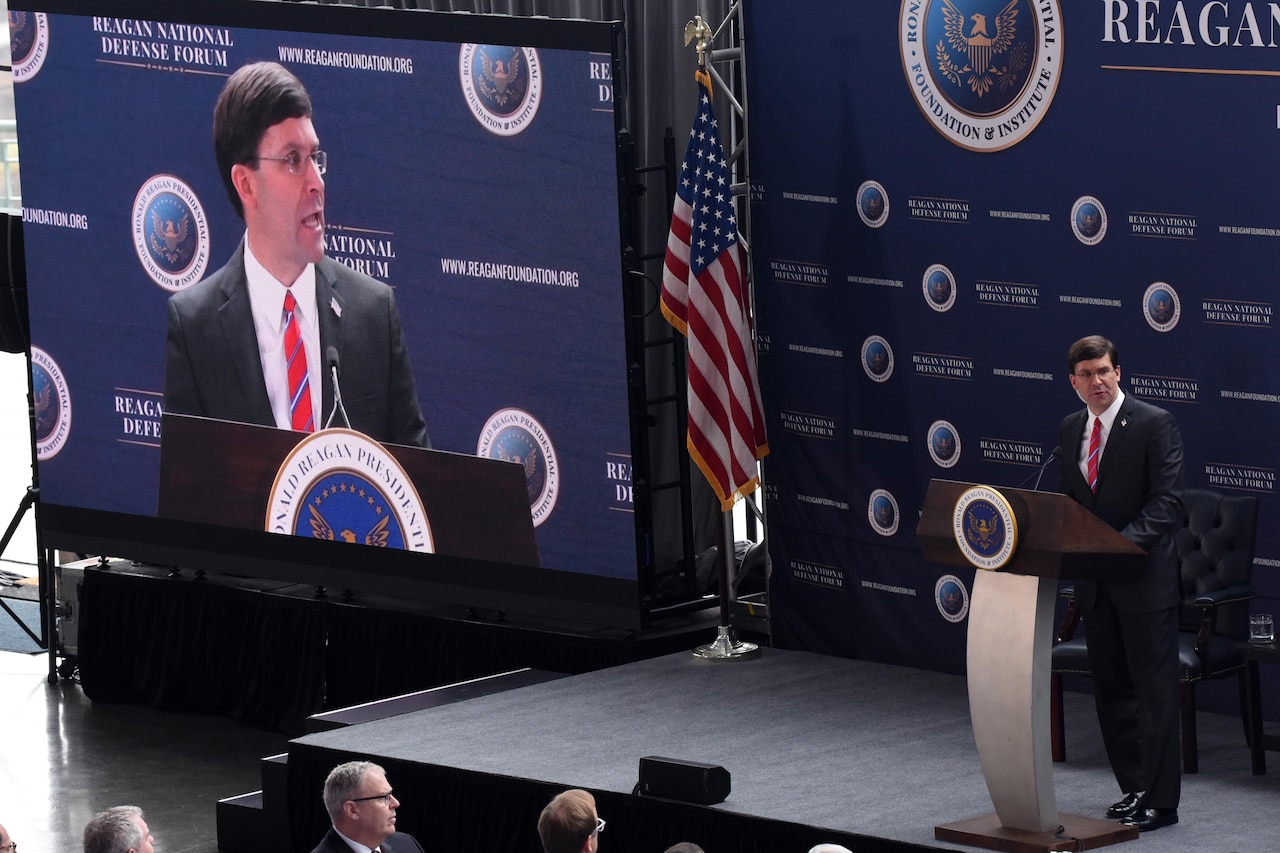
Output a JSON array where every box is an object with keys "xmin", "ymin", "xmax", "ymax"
[
  {"xmin": 313, "ymin": 761, "xmax": 424, "ymax": 853},
  {"xmin": 1057, "ymin": 335, "xmax": 1184, "ymax": 832},
  {"xmin": 164, "ymin": 61, "xmax": 428, "ymax": 448}
]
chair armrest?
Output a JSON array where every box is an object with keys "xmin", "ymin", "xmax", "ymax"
[{"xmin": 1191, "ymin": 585, "xmax": 1254, "ymax": 608}]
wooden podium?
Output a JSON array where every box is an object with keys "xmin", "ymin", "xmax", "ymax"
[
  {"xmin": 917, "ymin": 479, "xmax": 1144, "ymax": 852},
  {"xmin": 157, "ymin": 412, "xmax": 538, "ymax": 566}
]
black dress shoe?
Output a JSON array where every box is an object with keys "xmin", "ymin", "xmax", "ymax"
[
  {"xmin": 1105, "ymin": 792, "xmax": 1145, "ymax": 819},
  {"xmin": 1121, "ymin": 808, "xmax": 1178, "ymax": 832}
]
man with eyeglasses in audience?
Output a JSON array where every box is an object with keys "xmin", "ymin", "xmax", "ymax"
[
  {"xmin": 82, "ymin": 806, "xmax": 154, "ymax": 853},
  {"xmin": 537, "ymin": 789, "xmax": 604, "ymax": 853},
  {"xmin": 312, "ymin": 761, "xmax": 424, "ymax": 853},
  {"xmin": 0, "ymin": 821, "xmax": 15, "ymax": 853},
  {"xmin": 165, "ymin": 61, "xmax": 429, "ymax": 448},
  {"xmin": 1058, "ymin": 334, "xmax": 1184, "ymax": 833}
]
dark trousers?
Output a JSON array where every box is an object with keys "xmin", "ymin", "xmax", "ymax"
[{"xmin": 1084, "ymin": 585, "xmax": 1181, "ymax": 809}]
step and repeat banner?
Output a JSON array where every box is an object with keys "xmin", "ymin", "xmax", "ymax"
[{"xmin": 745, "ymin": 1, "xmax": 1280, "ymax": 673}]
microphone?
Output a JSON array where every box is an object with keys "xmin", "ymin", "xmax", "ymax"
[
  {"xmin": 323, "ymin": 345, "xmax": 351, "ymax": 430},
  {"xmin": 1017, "ymin": 446, "xmax": 1062, "ymax": 491}
]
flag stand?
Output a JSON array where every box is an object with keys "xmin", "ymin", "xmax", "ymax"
[
  {"xmin": 670, "ymin": 12, "xmax": 766, "ymax": 662},
  {"xmin": 692, "ymin": 511, "xmax": 760, "ymax": 660}
]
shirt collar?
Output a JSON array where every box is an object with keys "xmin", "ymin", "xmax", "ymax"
[
  {"xmin": 243, "ymin": 232, "xmax": 317, "ymax": 329},
  {"xmin": 332, "ymin": 826, "xmax": 377, "ymax": 853},
  {"xmin": 1090, "ymin": 388, "xmax": 1126, "ymax": 434}
]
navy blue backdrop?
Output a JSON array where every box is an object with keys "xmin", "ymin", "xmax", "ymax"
[
  {"xmin": 15, "ymin": 7, "xmax": 636, "ymax": 582},
  {"xmin": 745, "ymin": 0, "xmax": 1280, "ymax": 708}
]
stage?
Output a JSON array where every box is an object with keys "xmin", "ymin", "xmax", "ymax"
[{"xmin": 277, "ymin": 648, "xmax": 1280, "ymax": 853}]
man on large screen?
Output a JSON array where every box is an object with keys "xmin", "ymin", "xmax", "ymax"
[{"xmin": 164, "ymin": 61, "xmax": 429, "ymax": 448}]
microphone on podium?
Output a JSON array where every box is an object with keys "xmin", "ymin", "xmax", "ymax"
[
  {"xmin": 1017, "ymin": 445, "xmax": 1063, "ymax": 491},
  {"xmin": 323, "ymin": 345, "xmax": 351, "ymax": 430}
]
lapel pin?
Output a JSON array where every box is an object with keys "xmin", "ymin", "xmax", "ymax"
[
  {"xmin": 1121, "ymin": 418, "xmax": 1128, "ymax": 427},
  {"xmin": 330, "ymin": 297, "xmax": 342, "ymax": 318}
]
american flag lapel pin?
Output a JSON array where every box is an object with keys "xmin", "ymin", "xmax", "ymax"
[{"xmin": 331, "ymin": 297, "xmax": 342, "ymax": 318}]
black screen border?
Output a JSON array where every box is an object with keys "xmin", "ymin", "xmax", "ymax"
[{"xmin": 16, "ymin": 0, "xmax": 643, "ymax": 630}]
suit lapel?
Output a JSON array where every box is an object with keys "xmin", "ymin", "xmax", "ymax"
[
  {"xmin": 215, "ymin": 243, "xmax": 274, "ymax": 425},
  {"xmin": 1064, "ymin": 409, "xmax": 1089, "ymax": 495},
  {"xmin": 1096, "ymin": 397, "xmax": 1137, "ymax": 487}
]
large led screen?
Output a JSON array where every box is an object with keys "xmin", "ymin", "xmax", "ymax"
[{"xmin": 12, "ymin": 0, "xmax": 641, "ymax": 627}]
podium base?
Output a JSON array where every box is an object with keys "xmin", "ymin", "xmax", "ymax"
[
  {"xmin": 692, "ymin": 626, "xmax": 761, "ymax": 660},
  {"xmin": 935, "ymin": 812, "xmax": 1138, "ymax": 852}
]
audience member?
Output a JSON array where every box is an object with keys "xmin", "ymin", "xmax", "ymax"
[
  {"xmin": 808, "ymin": 845, "xmax": 852, "ymax": 853},
  {"xmin": 537, "ymin": 789, "xmax": 604, "ymax": 853},
  {"xmin": 664, "ymin": 844, "xmax": 704, "ymax": 853},
  {"xmin": 313, "ymin": 760, "xmax": 424, "ymax": 853},
  {"xmin": 0, "ymin": 821, "xmax": 15, "ymax": 853},
  {"xmin": 83, "ymin": 806, "xmax": 153, "ymax": 853}
]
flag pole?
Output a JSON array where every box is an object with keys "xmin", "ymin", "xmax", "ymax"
[
  {"xmin": 691, "ymin": 503, "xmax": 761, "ymax": 660},
  {"xmin": 673, "ymin": 15, "xmax": 763, "ymax": 661}
]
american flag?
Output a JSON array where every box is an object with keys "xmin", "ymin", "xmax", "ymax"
[{"xmin": 661, "ymin": 70, "xmax": 768, "ymax": 511}]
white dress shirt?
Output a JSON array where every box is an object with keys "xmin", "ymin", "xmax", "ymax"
[
  {"xmin": 243, "ymin": 234, "xmax": 322, "ymax": 430},
  {"xmin": 1077, "ymin": 389, "xmax": 1125, "ymax": 484}
]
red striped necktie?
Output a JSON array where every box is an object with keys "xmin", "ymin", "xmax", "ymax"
[
  {"xmin": 1087, "ymin": 416, "xmax": 1101, "ymax": 493},
  {"xmin": 283, "ymin": 291, "xmax": 314, "ymax": 432}
]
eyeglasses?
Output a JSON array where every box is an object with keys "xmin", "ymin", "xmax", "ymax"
[
  {"xmin": 350, "ymin": 792, "xmax": 393, "ymax": 805},
  {"xmin": 1073, "ymin": 366, "xmax": 1115, "ymax": 381},
  {"xmin": 1, "ymin": 842, "xmax": 17, "ymax": 852},
  {"xmin": 253, "ymin": 149, "xmax": 327, "ymax": 176},
  {"xmin": 594, "ymin": 817, "xmax": 606, "ymax": 835}
]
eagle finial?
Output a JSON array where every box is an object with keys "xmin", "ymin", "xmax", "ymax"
[{"xmin": 683, "ymin": 16, "xmax": 714, "ymax": 67}]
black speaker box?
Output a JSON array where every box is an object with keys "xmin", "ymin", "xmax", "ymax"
[{"xmin": 637, "ymin": 755, "xmax": 730, "ymax": 805}]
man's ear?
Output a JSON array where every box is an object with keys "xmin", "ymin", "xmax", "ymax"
[{"xmin": 230, "ymin": 163, "xmax": 255, "ymax": 214}]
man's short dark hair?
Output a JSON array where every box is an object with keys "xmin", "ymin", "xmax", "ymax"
[
  {"xmin": 537, "ymin": 789, "xmax": 595, "ymax": 853},
  {"xmin": 1067, "ymin": 335, "xmax": 1119, "ymax": 374},
  {"xmin": 83, "ymin": 806, "xmax": 143, "ymax": 853},
  {"xmin": 213, "ymin": 61, "xmax": 313, "ymax": 219}
]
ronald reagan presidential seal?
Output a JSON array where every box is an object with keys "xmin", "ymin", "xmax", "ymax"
[
  {"xmin": 1144, "ymin": 281, "xmax": 1181, "ymax": 333},
  {"xmin": 266, "ymin": 429, "xmax": 433, "ymax": 552},
  {"xmin": 132, "ymin": 174, "xmax": 210, "ymax": 292},
  {"xmin": 952, "ymin": 484, "xmax": 1020, "ymax": 570},
  {"xmin": 478, "ymin": 407, "xmax": 560, "ymax": 527},
  {"xmin": 900, "ymin": 0, "xmax": 1063, "ymax": 152},
  {"xmin": 10, "ymin": 12, "xmax": 49, "ymax": 82},
  {"xmin": 460, "ymin": 44, "xmax": 542, "ymax": 137},
  {"xmin": 31, "ymin": 345, "xmax": 71, "ymax": 460}
]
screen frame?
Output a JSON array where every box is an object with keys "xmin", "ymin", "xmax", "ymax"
[{"xmin": 16, "ymin": 0, "xmax": 645, "ymax": 630}]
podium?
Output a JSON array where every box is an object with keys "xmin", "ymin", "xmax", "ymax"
[
  {"xmin": 157, "ymin": 413, "xmax": 539, "ymax": 566},
  {"xmin": 917, "ymin": 479, "xmax": 1144, "ymax": 852}
]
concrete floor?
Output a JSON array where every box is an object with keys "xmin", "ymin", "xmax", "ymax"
[
  {"xmin": 0, "ymin": 353, "xmax": 290, "ymax": 853},
  {"xmin": 0, "ymin": 650, "xmax": 290, "ymax": 853}
]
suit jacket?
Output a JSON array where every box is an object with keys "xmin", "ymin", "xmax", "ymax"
[
  {"xmin": 310, "ymin": 827, "xmax": 425, "ymax": 853},
  {"xmin": 165, "ymin": 241, "xmax": 429, "ymax": 448},
  {"xmin": 1058, "ymin": 394, "xmax": 1184, "ymax": 614}
]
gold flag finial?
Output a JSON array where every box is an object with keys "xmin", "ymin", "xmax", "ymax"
[{"xmin": 683, "ymin": 15, "xmax": 714, "ymax": 67}]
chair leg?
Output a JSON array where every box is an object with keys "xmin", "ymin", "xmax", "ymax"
[
  {"xmin": 1051, "ymin": 672, "xmax": 1065, "ymax": 762},
  {"xmin": 1180, "ymin": 682, "xmax": 1198, "ymax": 774},
  {"xmin": 1238, "ymin": 670, "xmax": 1253, "ymax": 748}
]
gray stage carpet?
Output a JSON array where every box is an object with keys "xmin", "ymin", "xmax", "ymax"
[{"xmin": 293, "ymin": 647, "xmax": 1280, "ymax": 852}]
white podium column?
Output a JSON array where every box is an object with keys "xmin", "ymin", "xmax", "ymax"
[{"xmin": 966, "ymin": 569, "xmax": 1058, "ymax": 832}]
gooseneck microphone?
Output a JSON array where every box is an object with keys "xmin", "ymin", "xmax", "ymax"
[
  {"xmin": 323, "ymin": 345, "xmax": 351, "ymax": 430},
  {"xmin": 1017, "ymin": 445, "xmax": 1063, "ymax": 491}
]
